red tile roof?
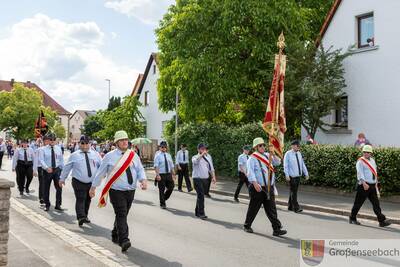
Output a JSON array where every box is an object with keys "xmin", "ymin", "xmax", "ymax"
[
  {"xmin": 0, "ymin": 80, "xmax": 71, "ymax": 115},
  {"xmin": 316, "ymin": 0, "xmax": 343, "ymax": 47}
]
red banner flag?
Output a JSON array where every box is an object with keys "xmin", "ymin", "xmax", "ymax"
[{"xmin": 262, "ymin": 33, "xmax": 287, "ymax": 159}]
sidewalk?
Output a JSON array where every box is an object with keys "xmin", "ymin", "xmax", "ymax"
[
  {"xmin": 8, "ymin": 208, "xmax": 108, "ymax": 267},
  {"xmin": 145, "ymin": 169, "xmax": 399, "ymax": 224}
]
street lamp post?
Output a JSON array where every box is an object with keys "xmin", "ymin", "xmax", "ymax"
[
  {"xmin": 105, "ymin": 79, "xmax": 111, "ymax": 101},
  {"xmin": 175, "ymin": 88, "xmax": 179, "ymax": 156}
]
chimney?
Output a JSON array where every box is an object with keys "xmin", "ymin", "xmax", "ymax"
[
  {"xmin": 26, "ymin": 81, "xmax": 31, "ymax": 88},
  {"xmin": 10, "ymin": 78, "xmax": 14, "ymax": 87}
]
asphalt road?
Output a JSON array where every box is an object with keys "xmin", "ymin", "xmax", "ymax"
[{"xmin": 4, "ymin": 157, "xmax": 400, "ymax": 267}]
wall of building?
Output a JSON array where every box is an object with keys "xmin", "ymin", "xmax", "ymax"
[
  {"xmin": 305, "ymin": 0, "xmax": 400, "ymax": 147},
  {"xmin": 59, "ymin": 114, "xmax": 70, "ymax": 144},
  {"xmin": 138, "ymin": 60, "xmax": 175, "ymax": 143},
  {"xmin": 69, "ymin": 113, "xmax": 85, "ymax": 142}
]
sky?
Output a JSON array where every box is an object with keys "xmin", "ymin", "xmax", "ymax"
[{"xmin": 0, "ymin": 0, "xmax": 174, "ymax": 112}]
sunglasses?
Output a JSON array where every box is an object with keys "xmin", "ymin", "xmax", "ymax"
[
  {"xmin": 258, "ymin": 144, "xmax": 266, "ymax": 147},
  {"xmin": 80, "ymin": 142, "xmax": 89, "ymax": 145}
]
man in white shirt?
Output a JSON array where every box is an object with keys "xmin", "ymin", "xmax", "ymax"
[{"xmin": 176, "ymin": 144, "xmax": 192, "ymax": 192}]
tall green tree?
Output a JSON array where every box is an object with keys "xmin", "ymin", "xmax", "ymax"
[
  {"xmin": 51, "ymin": 121, "xmax": 66, "ymax": 139},
  {"xmin": 156, "ymin": 0, "xmax": 334, "ymax": 126},
  {"xmin": 82, "ymin": 114, "xmax": 103, "ymax": 139},
  {"xmin": 285, "ymin": 43, "xmax": 350, "ymax": 138},
  {"xmin": 107, "ymin": 96, "xmax": 121, "ymax": 110},
  {"xmin": 96, "ymin": 96, "xmax": 144, "ymax": 141},
  {"xmin": 0, "ymin": 83, "xmax": 49, "ymax": 140}
]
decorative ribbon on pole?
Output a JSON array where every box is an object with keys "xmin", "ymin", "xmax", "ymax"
[{"xmin": 262, "ymin": 33, "xmax": 287, "ymax": 199}]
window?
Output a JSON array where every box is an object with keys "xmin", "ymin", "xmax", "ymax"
[
  {"xmin": 144, "ymin": 91, "xmax": 149, "ymax": 106},
  {"xmin": 335, "ymin": 96, "xmax": 348, "ymax": 127},
  {"xmin": 153, "ymin": 65, "xmax": 156, "ymax": 74},
  {"xmin": 357, "ymin": 13, "xmax": 374, "ymax": 48}
]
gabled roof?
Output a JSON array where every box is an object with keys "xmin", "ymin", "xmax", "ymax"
[
  {"xmin": 70, "ymin": 110, "xmax": 96, "ymax": 120},
  {"xmin": 135, "ymin": 52, "xmax": 159, "ymax": 97},
  {"xmin": 131, "ymin": 73, "xmax": 144, "ymax": 96},
  {"xmin": 0, "ymin": 80, "xmax": 71, "ymax": 115},
  {"xmin": 316, "ymin": 0, "xmax": 343, "ymax": 47}
]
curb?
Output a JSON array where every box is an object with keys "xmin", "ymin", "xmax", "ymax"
[{"xmin": 147, "ymin": 177, "xmax": 399, "ymax": 225}]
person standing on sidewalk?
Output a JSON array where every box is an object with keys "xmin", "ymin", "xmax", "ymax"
[
  {"xmin": 192, "ymin": 143, "xmax": 216, "ymax": 219},
  {"xmin": 36, "ymin": 137, "xmax": 49, "ymax": 206},
  {"xmin": 154, "ymin": 141, "xmax": 176, "ymax": 209},
  {"xmin": 89, "ymin": 130, "xmax": 147, "ymax": 252},
  {"xmin": 39, "ymin": 133, "xmax": 64, "ymax": 212},
  {"xmin": 12, "ymin": 140, "xmax": 37, "ymax": 195},
  {"xmin": 243, "ymin": 137, "xmax": 286, "ymax": 237},
  {"xmin": 176, "ymin": 144, "xmax": 192, "ymax": 192},
  {"xmin": 349, "ymin": 145, "xmax": 391, "ymax": 227},
  {"xmin": 234, "ymin": 145, "xmax": 251, "ymax": 202},
  {"xmin": 6, "ymin": 140, "xmax": 13, "ymax": 159},
  {"xmin": 59, "ymin": 135, "xmax": 102, "ymax": 226},
  {"xmin": 283, "ymin": 140, "xmax": 309, "ymax": 213},
  {"xmin": 0, "ymin": 138, "xmax": 6, "ymax": 170}
]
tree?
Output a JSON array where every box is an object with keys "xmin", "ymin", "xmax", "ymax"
[
  {"xmin": 156, "ymin": 0, "xmax": 334, "ymax": 125},
  {"xmin": 285, "ymin": 42, "xmax": 350, "ymax": 138},
  {"xmin": 51, "ymin": 122, "xmax": 66, "ymax": 140},
  {"xmin": 82, "ymin": 114, "xmax": 103, "ymax": 139},
  {"xmin": 95, "ymin": 96, "xmax": 144, "ymax": 141},
  {"xmin": 107, "ymin": 96, "xmax": 121, "ymax": 110}
]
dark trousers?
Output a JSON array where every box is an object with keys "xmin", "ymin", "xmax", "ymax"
[
  {"xmin": 244, "ymin": 185, "xmax": 282, "ymax": 231},
  {"xmin": 350, "ymin": 184, "xmax": 386, "ymax": 222},
  {"xmin": 72, "ymin": 178, "xmax": 92, "ymax": 220},
  {"xmin": 234, "ymin": 171, "xmax": 250, "ymax": 199},
  {"xmin": 0, "ymin": 151, "xmax": 4, "ymax": 169},
  {"xmin": 178, "ymin": 163, "xmax": 192, "ymax": 191},
  {"xmin": 288, "ymin": 176, "xmax": 301, "ymax": 211},
  {"xmin": 205, "ymin": 176, "xmax": 211, "ymax": 195},
  {"xmin": 193, "ymin": 178, "xmax": 208, "ymax": 216},
  {"xmin": 158, "ymin": 173, "xmax": 174, "ymax": 205},
  {"xmin": 38, "ymin": 167, "xmax": 44, "ymax": 201},
  {"xmin": 43, "ymin": 168, "xmax": 62, "ymax": 208},
  {"xmin": 109, "ymin": 189, "xmax": 135, "ymax": 245},
  {"xmin": 16, "ymin": 161, "xmax": 33, "ymax": 192}
]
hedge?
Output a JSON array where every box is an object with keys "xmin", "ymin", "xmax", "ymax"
[{"xmin": 166, "ymin": 122, "xmax": 400, "ymax": 196}]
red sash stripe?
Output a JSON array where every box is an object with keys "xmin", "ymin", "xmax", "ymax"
[
  {"xmin": 359, "ymin": 157, "xmax": 378, "ymax": 178},
  {"xmin": 251, "ymin": 152, "xmax": 275, "ymax": 173},
  {"xmin": 99, "ymin": 151, "xmax": 135, "ymax": 207}
]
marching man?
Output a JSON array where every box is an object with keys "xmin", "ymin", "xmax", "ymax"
[
  {"xmin": 192, "ymin": 143, "xmax": 216, "ymax": 219},
  {"xmin": 59, "ymin": 135, "xmax": 102, "ymax": 226},
  {"xmin": 283, "ymin": 140, "xmax": 309, "ymax": 213},
  {"xmin": 154, "ymin": 141, "xmax": 176, "ymax": 209},
  {"xmin": 176, "ymin": 144, "xmax": 193, "ymax": 192},
  {"xmin": 89, "ymin": 130, "xmax": 147, "ymax": 252},
  {"xmin": 243, "ymin": 137, "xmax": 287, "ymax": 236},
  {"xmin": 12, "ymin": 140, "xmax": 37, "ymax": 195},
  {"xmin": 349, "ymin": 145, "xmax": 391, "ymax": 227},
  {"xmin": 234, "ymin": 145, "xmax": 251, "ymax": 202},
  {"xmin": 39, "ymin": 133, "xmax": 64, "ymax": 211}
]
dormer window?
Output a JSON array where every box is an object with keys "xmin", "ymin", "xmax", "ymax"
[
  {"xmin": 153, "ymin": 65, "xmax": 156, "ymax": 74},
  {"xmin": 357, "ymin": 13, "xmax": 374, "ymax": 48}
]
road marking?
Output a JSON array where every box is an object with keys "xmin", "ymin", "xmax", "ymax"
[{"xmin": 10, "ymin": 197, "xmax": 138, "ymax": 267}]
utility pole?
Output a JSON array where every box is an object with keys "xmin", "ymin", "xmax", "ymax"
[{"xmin": 175, "ymin": 88, "xmax": 179, "ymax": 156}]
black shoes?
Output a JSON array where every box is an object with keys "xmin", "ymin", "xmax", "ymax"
[
  {"xmin": 349, "ymin": 217, "xmax": 361, "ymax": 225},
  {"xmin": 188, "ymin": 188, "xmax": 193, "ymax": 193},
  {"xmin": 199, "ymin": 215, "xmax": 208, "ymax": 220},
  {"xmin": 379, "ymin": 220, "xmax": 391, "ymax": 227},
  {"xmin": 83, "ymin": 218, "xmax": 91, "ymax": 224},
  {"xmin": 178, "ymin": 189, "xmax": 183, "ymax": 192},
  {"xmin": 54, "ymin": 206, "xmax": 64, "ymax": 211},
  {"xmin": 234, "ymin": 198, "xmax": 239, "ymax": 203},
  {"xmin": 243, "ymin": 226, "xmax": 254, "ymax": 233},
  {"xmin": 294, "ymin": 209, "xmax": 303, "ymax": 213},
  {"xmin": 78, "ymin": 218, "xmax": 85, "ymax": 227},
  {"xmin": 160, "ymin": 204, "xmax": 167, "ymax": 209},
  {"xmin": 273, "ymin": 229, "xmax": 287, "ymax": 237},
  {"xmin": 19, "ymin": 191, "xmax": 23, "ymax": 196},
  {"xmin": 25, "ymin": 188, "xmax": 30, "ymax": 194},
  {"xmin": 121, "ymin": 241, "xmax": 131, "ymax": 252},
  {"xmin": 44, "ymin": 206, "xmax": 50, "ymax": 212}
]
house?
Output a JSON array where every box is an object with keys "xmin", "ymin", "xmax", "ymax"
[
  {"xmin": 131, "ymin": 53, "xmax": 175, "ymax": 143},
  {"xmin": 304, "ymin": 0, "xmax": 400, "ymax": 147},
  {"xmin": 0, "ymin": 79, "xmax": 71, "ymax": 143},
  {"xmin": 69, "ymin": 110, "xmax": 96, "ymax": 142}
]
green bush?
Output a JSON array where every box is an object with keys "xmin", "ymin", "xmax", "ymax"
[{"xmin": 166, "ymin": 122, "xmax": 400, "ymax": 196}]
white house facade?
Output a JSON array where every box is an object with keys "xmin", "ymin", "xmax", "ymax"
[
  {"xmin": 304, "ymin": 0, "xmax": 400, "ymax": 147},
  {"xmin": 132, "ymin": 53, "xmax": 175, "ymax": 143},
  {"xmin": 69, "ymin": 110, "xmax": 96, "ymax": 142}
]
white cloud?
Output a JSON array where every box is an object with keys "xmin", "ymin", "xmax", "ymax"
[
  {"xmin": 104, "ymin": 0, "xmax": 174, "ymax": 25},
  {"xmin": 0, "ymin": 14, "xmax": 139, "ymax": 111}
]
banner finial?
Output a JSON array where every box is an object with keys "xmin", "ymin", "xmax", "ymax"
[{"xmin": 277, "ymin": 32, "xmax": 285, "ymax": 52}]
